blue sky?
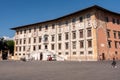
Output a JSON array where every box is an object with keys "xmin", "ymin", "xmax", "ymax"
[{"xmin": 0, "ymin": 0, "xmax": 120, "ymax": 38}]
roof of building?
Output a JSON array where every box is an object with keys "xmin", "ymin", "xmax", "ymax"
[{"xmin": 11, "ymin": 5, "xmax": 120, "ymax": 30}]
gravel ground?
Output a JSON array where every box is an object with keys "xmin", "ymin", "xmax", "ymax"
[{"xmin": 0, "ymin": 60, "xmax": 120, "ymax": 80}]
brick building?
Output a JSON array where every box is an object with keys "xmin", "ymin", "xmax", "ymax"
[{"xmin": 11, "ymin": 5, "xmax": 120, "ymax": 61}]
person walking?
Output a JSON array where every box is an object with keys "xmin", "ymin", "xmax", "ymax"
[{"xmin": 111, "ymin": 57, "xmax": 117, "ymax": 68}]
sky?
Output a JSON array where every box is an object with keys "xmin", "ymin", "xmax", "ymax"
[{"xmin": 0, "ymin": 0, "xmax": 120, "ymax": 38}]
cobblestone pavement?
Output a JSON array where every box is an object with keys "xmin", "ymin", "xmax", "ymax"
[{"xmin": 0, "ymin": 60, "xmax": 120, "ymax": 80}]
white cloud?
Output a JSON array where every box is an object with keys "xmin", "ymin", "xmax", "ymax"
[{"xmin": 3, "ymin": 36, "xmax": 14, "ymax": 40}]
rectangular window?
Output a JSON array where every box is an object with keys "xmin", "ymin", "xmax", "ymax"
[
  {"xmin": 24, "ymin": 30, "xmax": 26, "ymax": 34},
  {"xmin": 58, "ymin": 43, "xmax": 61, "ymax": 50},
  {"xmin": 79, "ymin": 29, "xmax": 83, "ymax": 38},
  {"xmin": 72, "ymin": 18, "xmax": 76, "ymax": 23},
  {"xmin": 51, "ymin": 44, "xmax": 55, "ymax": 50},
  {"xmin": 108, "ymin": 40, "xmax": 111, "ymax": 48},
  {"xmin": 72, "ymin": 41, "xmax": 76, "ymax": 49},
  {"xmin": 112, "ymin": 18, "xmax": 115, "ymax": 24},
  {"xmin": 20, "ymin": 39, "xmax": 22, "ymax": 44},
  {"xmin": 118, "ymin": 32, "xmax": 120, "ymax": 39},
  {"xmin": 45, "ymin": 25, "xmax": 48, "ymax": 30},
  {"xmin": 58, "ymin": 34, "xmax": 62, "ymax": 41},
  {"xmin": 45, "ymin": 45, "xmax": 48, "ymax": 49},
  {"xmin": 115, "ymin": 41, "xmax": 118, "ymax": 48},
  {"xmin": 33, "ymin": 37, "xmax": 36, "ymax": 43},
  {"xmin": 19, "ymin": 47, "xmax": 21, "ymax": 51},
  {"xmin": 23, "ymin": 38, "xmax": 26, "ymax": 44},
  {"xmin": 65, "ymin": 21, "xmax": 68, "ymax": 25},
  {"xmin": 87, "ymin": 28, "xmax": 92, "ymax": 37},
  {"xmin": 117, "ymin": 19, "xmax": 120, "ymax": 24},
  {"xmin": 34, "ymin": 28, "xmax": 36, "ymax": 32},
  {"xmin": 79, "ymin": 17, "xmax": 83, "ymax": 22},
  {"xmin": 72, "ymin": 31, "xmax": 76, "ymax": 39},
  {"xmin": 80, "ymin": 41, "xmax": 84, "ymax": 48},
  {"xmin": 88, "ymin": 51, "xmax": 92, "ymax": 54},
  {"xmin": 52, "ymin": 24, "xmax": 55, "ymax": 29},
  {"xmin": 16, "ymin": 39, "xmax": 18, "ymax": 45},
  {"xmin": 23, "ymin": 46, "xmax": 25, "ymax": 51},
  {"xmin": 29, "ymin": 29, "xmax": 31, "ymax": 33},
  {"xmin": 58, "ymin": 52, "xmax": 62, "ymax": 55},
  {"xmin": 107, "ymin": 30, "xmax": 110, "ymax": 38},
  {"xmin": 65, "ymin": 32, "xmax": 69, "ymax": 40},
  {"xmin": 33, "ymin": 45, "xmax": 36, "ymax": 51},
  {"xmin": 51, "ymin": 35, "xmax": 55, "ymax": 42},
  {"xmin": 73, "ymin": 52, "xmax": 76, "ymax": 55},
  {"xmin": 105, "ymin": 17, "xmax": 109, "ymax": 22},
  {"xmin": 113, "ymin": 31, "xmax": 117, "ymax": 39},
  {"xmin": 39, "ymin": 45, "xmax": 41, "ymax": 50},
  {"xmin": 88, "ymin": 40, "xmax": 92, "ymax": 48},
  {"xmin": 28, "ymin": 38, "xmax": 31, "ymax": 44},
  {"xmin": 39, "ymin": 26, "xmax": 42, "ymax": 31},
  {"xmin": 65, "ymin": 52, "xmax": 69, "ymax": 55},
  {"xmin": 65, "ymin": 42, "xmax": 69, "ymax": 49},
  {"xmin": 80, "ymin": 51, "xmax": 84, "ymax": 55},
  {"xmin": 39, "ymin": 36, "xmax": 42, "ymax": 43}
]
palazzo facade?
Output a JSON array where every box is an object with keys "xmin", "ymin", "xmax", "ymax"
[{"xmin": 11, "ymin": 5, "xmax": 120, "ymax": 61}]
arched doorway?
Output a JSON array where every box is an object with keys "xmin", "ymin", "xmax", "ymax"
[{"xmin": 40, "ymin": 53, "xmax": 43, "ymax": 60}]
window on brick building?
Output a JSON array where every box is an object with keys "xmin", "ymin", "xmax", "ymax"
[
  {"xmin": 108, "ymin": 40, "xmax": 112, "ymax": 48},
  {"xmin": 115, "ymin": 41, "xmax": 118, "ymax": 48},
  {"xmin": 113, "ymin": 31, "xmax": 117, "ymax": 39},
  {"xmin": 107, "ymin": 30, "xmax": 110, "ymax": 38},
  {"xmin": 104, "ymin": 17, "xmax": 109, "ymax": 22},
  {"xmin": 118, "ymin": 32, "xmax": 120, "ymax": 39},
  {"xmin": 117, "ymin": 19, "xmax": 120, "ymax": 24},
  {"xmin": 88, "ymin": 40, "xmax": 92, "ymax": 48},
  {"xmin": 16, "ymin": 39, "xmax": 18, "ymax": 45},
  {"xmin": 34, "ymin": 27, "xmax": 36, "ymax": 32},
  {"xmin": 20, "ymin": 30, "xmax": 22, "ymax": 34},
  {"xmin": 112, "ymin": 18, "xmax": 115, "ymax": 24}
]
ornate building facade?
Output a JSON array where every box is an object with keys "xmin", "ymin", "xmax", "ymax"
[{"xmin": 11, "ymin": 5, "xmax": 120, "ymax": 61}]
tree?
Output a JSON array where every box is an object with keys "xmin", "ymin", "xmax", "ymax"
[{"xmin": 6, "ymin": 40, "xmax": 14, "ymax": 56}]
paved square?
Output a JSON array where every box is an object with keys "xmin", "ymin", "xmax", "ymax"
[{"xmin": 0, "ymin": 61, "xmax": 120, "ymax": 80}]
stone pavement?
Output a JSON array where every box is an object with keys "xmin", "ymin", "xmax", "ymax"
[{"xmin": 0, "ymin": 60, "xmax": 120, "ymax": 80}]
